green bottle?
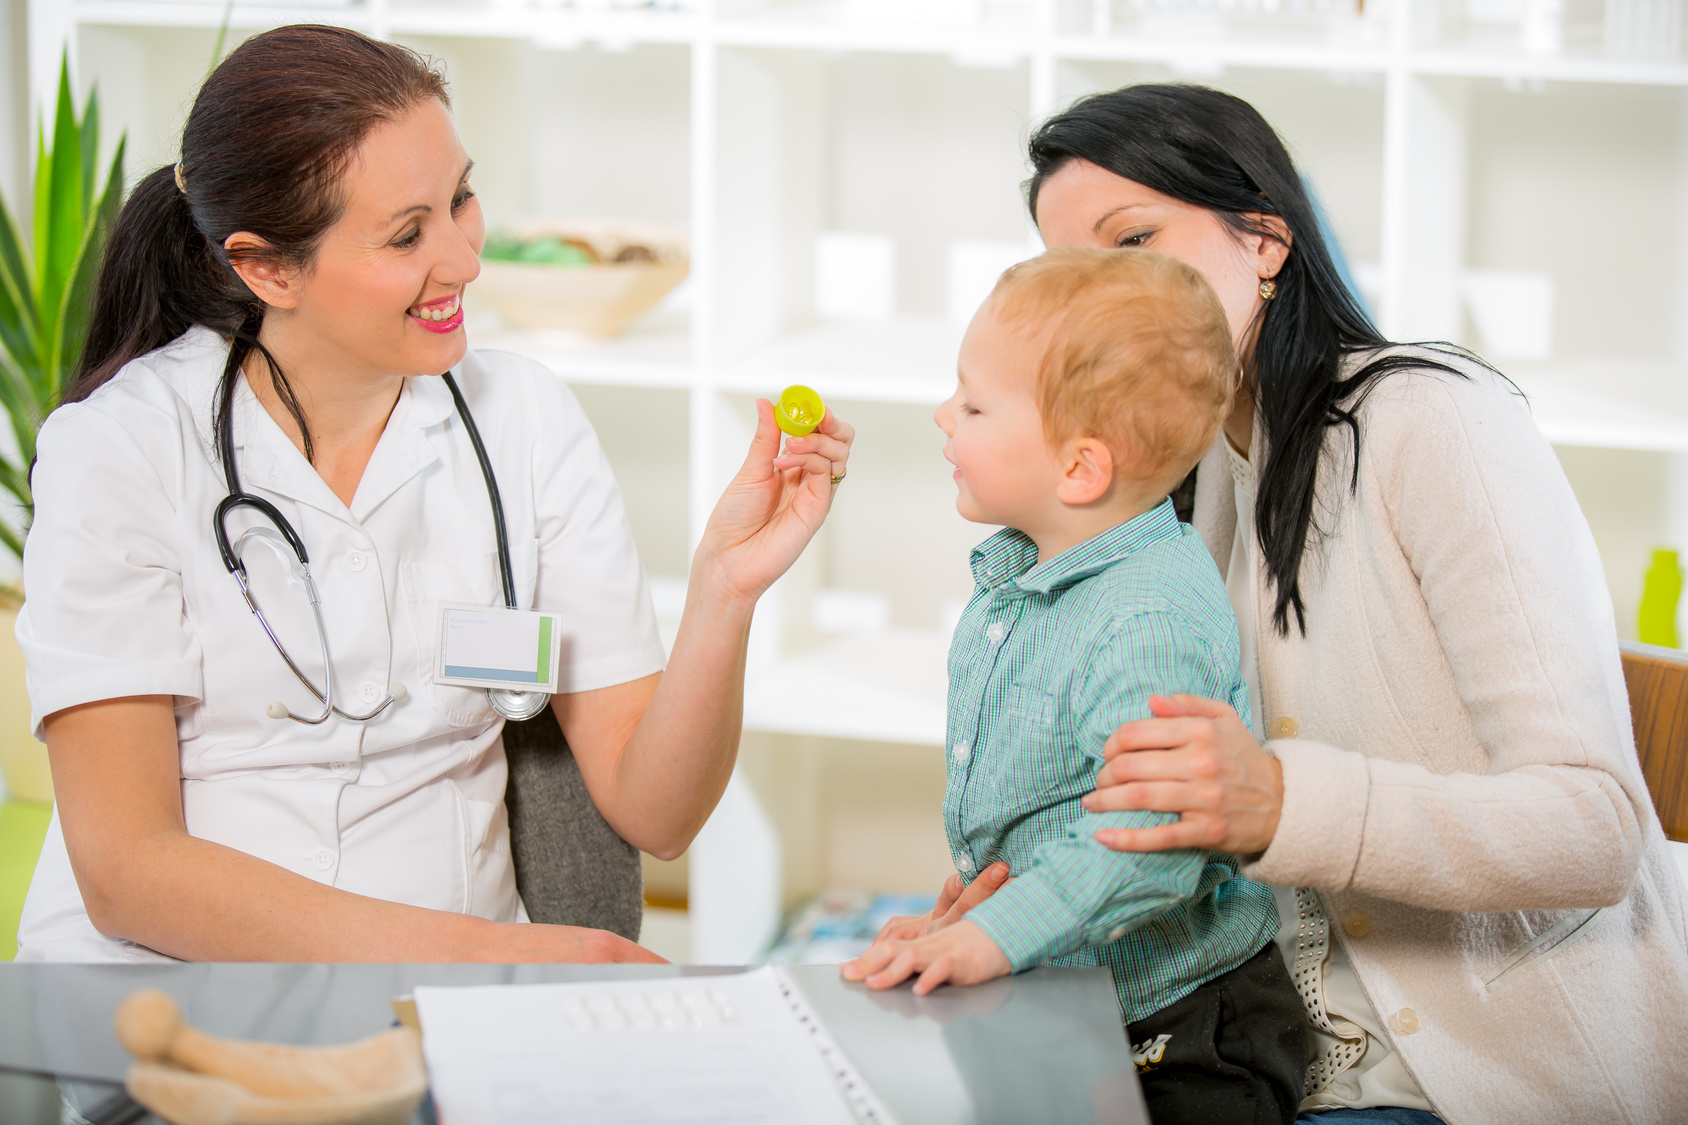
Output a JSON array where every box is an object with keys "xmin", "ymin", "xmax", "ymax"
[{"xmin": 1638, "ymin": 548, "xmax": 1683, "ymax": 648}]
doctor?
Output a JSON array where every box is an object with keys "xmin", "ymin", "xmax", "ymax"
[{"xmin": 15, "ymin": 25, "xmax": 853, "ymax": 963}]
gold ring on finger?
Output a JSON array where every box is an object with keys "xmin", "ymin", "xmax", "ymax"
[{"xmin": 830, "ymin": 471, "xmax": 846, "ymax": 485}]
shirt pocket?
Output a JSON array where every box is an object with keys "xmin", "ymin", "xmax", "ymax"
[
  {"xmin": 981, "ymin": 685, "xmax": 1084, "ymax": 815},
  {"xmin": 403, "ymin": 550, "xmax": 502, "ymax": 729}
]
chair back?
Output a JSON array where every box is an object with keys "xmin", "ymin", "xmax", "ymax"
[
  {"xmin": 502, "ymin": 707, "xmax": 644, "ymax": 940},
  {"xmin": 1620, "ymin": 640, "xmax": 1688, "ymax": 843}
]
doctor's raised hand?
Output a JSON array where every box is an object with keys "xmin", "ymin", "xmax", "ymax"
[
  {"xmin": 17, "ymin": 26, "xmax": 847, "ymax": 968},
  {"xmin": 699, "ymin": 397, "xmax": 855, "ymax": 606}
]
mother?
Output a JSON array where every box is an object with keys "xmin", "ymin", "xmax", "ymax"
[
  {"xmin": 16, "ymin": 27, "xmax": 850, "ymax": 964},
  {"xmin": 952, "ymin": 84, "xmax": 1688, "ymax": 1122}
]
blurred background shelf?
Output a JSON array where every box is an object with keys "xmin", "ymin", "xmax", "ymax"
[{"xmin": 743, "ymin": 630, "xmax": 950, "ymax": 746}]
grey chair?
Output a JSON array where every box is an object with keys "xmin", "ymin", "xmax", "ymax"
[{"xmin": 502, "ymin": 707, "xmax": 645, "ymax": 941}]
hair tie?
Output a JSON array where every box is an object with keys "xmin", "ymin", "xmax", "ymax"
[{"xmin": 174, "ymin": 163, "xmax": 187, "ymax": 195}]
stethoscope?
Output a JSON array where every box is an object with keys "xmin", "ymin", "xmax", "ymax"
[{"xmin": 212, "ymin": 345, "xmax": 549, "ymax": 725}]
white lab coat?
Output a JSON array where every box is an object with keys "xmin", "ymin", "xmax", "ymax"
[{"xmin": 14, "ymin": 326, "xmax": 666, "ymax": 962}]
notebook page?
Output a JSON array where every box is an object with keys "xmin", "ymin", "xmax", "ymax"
[{"xmin": 415, "ymin": 967, "xmax": 894, "ymax": 1125}]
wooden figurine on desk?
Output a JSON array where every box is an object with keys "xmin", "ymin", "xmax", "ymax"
[{"xmin": 114, "ymin": 989, "xmax": 427, "ymax": 1125}]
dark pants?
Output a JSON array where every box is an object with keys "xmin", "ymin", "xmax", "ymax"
[{"xmin": 1127, "ymin": 942, "xmax": 1308, "ymax": 1125}]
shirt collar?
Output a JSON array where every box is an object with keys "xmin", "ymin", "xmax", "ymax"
[
  {"xmin": 968, "ymin": 499, "xmax": 1183, "ymax": 597},
  {"xmin": 162, "ymin": 326, "xmax": 463, "ymax": 520}
]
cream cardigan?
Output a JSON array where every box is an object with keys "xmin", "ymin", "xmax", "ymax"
[{"xmin": 1190, "ymin": 352, "xmax": 1688, "ymax": 1125}]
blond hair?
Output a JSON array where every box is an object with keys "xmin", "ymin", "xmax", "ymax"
[{"xmin": 988, "ymin": 247, "xmax": 1237, "ymax": 496}]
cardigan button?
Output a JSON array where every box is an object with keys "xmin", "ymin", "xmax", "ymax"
[
  {"xmin": 1342, "ymin": 911, "xmax": 1371, "ymax": 938},
  {"xmin": 1270, "ymin": 717, "xmax": 1299, "ymax": 740},
  {"xmin": 1388, "ymin": 1008, "xmax": 1420, "ymax": 1035}
]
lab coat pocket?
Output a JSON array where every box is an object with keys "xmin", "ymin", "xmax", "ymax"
[{"xmin": 403, "ymin": 550, "xmax": 502, "ymax": 729}]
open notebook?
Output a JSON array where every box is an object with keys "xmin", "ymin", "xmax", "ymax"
[{"xmin": 414, "ymin": 967, "xmax": 897, "ymax": 1125}]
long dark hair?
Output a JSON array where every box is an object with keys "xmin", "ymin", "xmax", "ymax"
[
  {"xmin": 62, "ymin": 25, "xmax": 449, "ymax": 463},
  {"xmin": 1028, "ymin": 83, "xmax": 1475, "ymax": 636}
]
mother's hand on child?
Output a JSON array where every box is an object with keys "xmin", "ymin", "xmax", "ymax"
[
  {"xmin": 871, "ymin": 862, "xmax": 1012, "ymax": 943},
  {"xmin": 840, "ymin": 921, "xmax": 1012, "ymax": 996},
  {"xmin": 696, "ymin": 399, "xmax": 856, "ymax": 604},
  {"xmin": 1082, "ymin": 694, "xmax": 1284, "ymax": 856}
]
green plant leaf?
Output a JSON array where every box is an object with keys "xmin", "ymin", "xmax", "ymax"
[
  {"xmin": 79, "ymin": 86, "xmax": 99, "ymax": 219},
  {"xmin": 52, "ymin": 137, "xmax": 125, "ymax": 398},
  {"xmin": 0, "ymin": 352, "xmax": 39, "ymax": 469},
  {"xmin": 0, "ymin": 508, "xmax": 23, "ymax": 561},
  {"xmin": 33, "ymin": 56, "xmax": 86, "ymax": 350},
  {"xmin": 0, "ymin": 188, "xmax": 41, "ymax": 379}
]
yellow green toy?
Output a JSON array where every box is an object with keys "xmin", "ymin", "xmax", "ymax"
[
  {"xmin": 1638, "ymin": 548, "xmax": 1683, "ymax": 648},
  {"xmin": 775, "ymin": 385, "xmax": 825, "ymax": 437}
]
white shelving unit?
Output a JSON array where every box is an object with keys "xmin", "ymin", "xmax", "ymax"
[{"xmin": 24, "ymin": 0, "xmax": 1688, "ymax": 961}]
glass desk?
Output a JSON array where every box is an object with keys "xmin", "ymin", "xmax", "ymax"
[{"xmin": 0, "ymin": 962, "xmax": 1145, "ymax": 1125}]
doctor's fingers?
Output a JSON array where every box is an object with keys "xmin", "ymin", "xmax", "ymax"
[
  {"xmin": 817, "ymin": 407, "xmax": 856, "ymax": 447},
  {"xmin": 781, "ymin": 430, "xmax": 851, "ymax": 470},
  {"xmin": 770, "ymin": 450, "xmax": 838, "ymax": 480},
  {"xmin": 737, "ymin": 400, "xmax": 785, "ymax": 473}
]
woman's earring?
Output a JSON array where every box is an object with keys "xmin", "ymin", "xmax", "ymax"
[{"xmin": 1259, "ymin": 278, "xmax": 1278, "ymax": 301}]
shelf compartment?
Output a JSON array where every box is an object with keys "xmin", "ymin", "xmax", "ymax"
[
  {"xmin": 717, "ymin": 318, "xmax": 963, "ymax": 404},
  {"xmin": 743, "ymin": 630, "xmax": 949, "ymax": 745},
  {"xmin": 475, "ymin": 311, "xmax": 695, "ymax": 391}
]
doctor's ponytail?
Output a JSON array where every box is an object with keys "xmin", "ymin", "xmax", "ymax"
[{"xmin": 62, "ymin": 25, "xmax": 450, "ymax": 460}]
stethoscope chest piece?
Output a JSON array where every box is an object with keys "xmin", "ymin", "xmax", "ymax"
[{"xmin": 488, "ymin": 689, "xmax": 549, "ymax": 721}]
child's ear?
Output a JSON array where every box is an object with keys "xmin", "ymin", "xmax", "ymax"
[{"xmin": 1056, "ymin": 436, "xmax": 1115, "ymax": 506}]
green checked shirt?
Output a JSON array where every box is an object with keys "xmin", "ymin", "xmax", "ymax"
[{"xmin": 949, "ymin": 499, "xmax": 1279, "ymax": 1025}]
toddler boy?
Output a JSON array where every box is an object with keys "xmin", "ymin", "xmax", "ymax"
[{"xmin": 842, "ymin": 248, "xmax": 1304, "ymax": 1125}]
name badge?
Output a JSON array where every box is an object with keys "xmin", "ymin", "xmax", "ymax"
[{"xmin": 434, "ymin": 603, "xmax": 561, "ymax": 693}]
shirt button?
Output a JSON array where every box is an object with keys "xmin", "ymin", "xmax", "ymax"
[
  {"xmin": 310, "ymin": 849, "xmax": 335, "ymax": 872},
  {"xmin": 1388, "ymin": 1008, "xmax": 1420, "ymax": 1035},
  {"xmin": 1107, "ymin": 926, "xmax": 1127, "ymax": 942},
  {"xmin": 330, "ymin": 760, "xmax": 355, "ymax": 776},
  {"xmin": 1343, "ymin": 911, "xmax": 1371, "ymax": 938},
  {"xmin": 954, "ymin": 854, "xmax": 974, "ymax": 874},
  {"xmin": 952, "ymin": 740, "xmax": 971, "ymax": 762},
  {"xmin": 360, "ymin": 682, "xmax": 380, "ymax": 704},
  {"xmin": 986, "ymin": 622, "xmax": 1005, "ymax": 644},
  {"xmin": 346, "ymin": 551, "xmax": 367, "ymax": 572},
  {"xmin": 1270, "ymin": 717, "xmax": 1299, "ymax": 740}
]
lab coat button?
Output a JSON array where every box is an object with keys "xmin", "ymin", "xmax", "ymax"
[
  {"xmin": 1342, "ymin": 911, "xmax": 1371, "ymax": 938},
  {"xmin": 986, "ymin": 622, "xmax": 1005, "ymax": 644},
  {"xmin": 330, "ymin": 761, "xmax": 354, "ymax": 776},
  {"xmin": 1270, "ymin": 717, "xmax": 1299, "ymax": 740},
  {"xmin": 1388, "ymin": 1008, "xmax": 1420, "ymax": 1035},
  {"xmin": 346, "ymin": 551, "xmax": 367, "ymax": 572},
  {"xmin": 360, "ymin": 682, "xmax": 380, "ymax": 704},
  {"xmin": 952, "ymin": 741, "xmax": 970, "ymax": 762},
  {"xmin": 310, "ymin": 849, "xmax": 335, "ymax": 872},
  {"xmin": 955, "ymin": 854, "xmax": 974, "ymax": 874}
]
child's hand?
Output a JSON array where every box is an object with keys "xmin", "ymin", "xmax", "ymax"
[
  {"xmin": 839, "ymin": 920, "xmax": 1012, "ymax": 996},
  {"xmin": 873, "ymin": 862, "xmax": 1013, "ymax": 943}
]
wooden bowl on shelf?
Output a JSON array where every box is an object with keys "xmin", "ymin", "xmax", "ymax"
[{"xmin": 468, "ymin": 219, "xmax": 689, "ymax": 337}]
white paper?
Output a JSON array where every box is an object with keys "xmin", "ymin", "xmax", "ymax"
[{"xmin": 415, "ymin": 968, "xmax": 891, "ymax": 1125}]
